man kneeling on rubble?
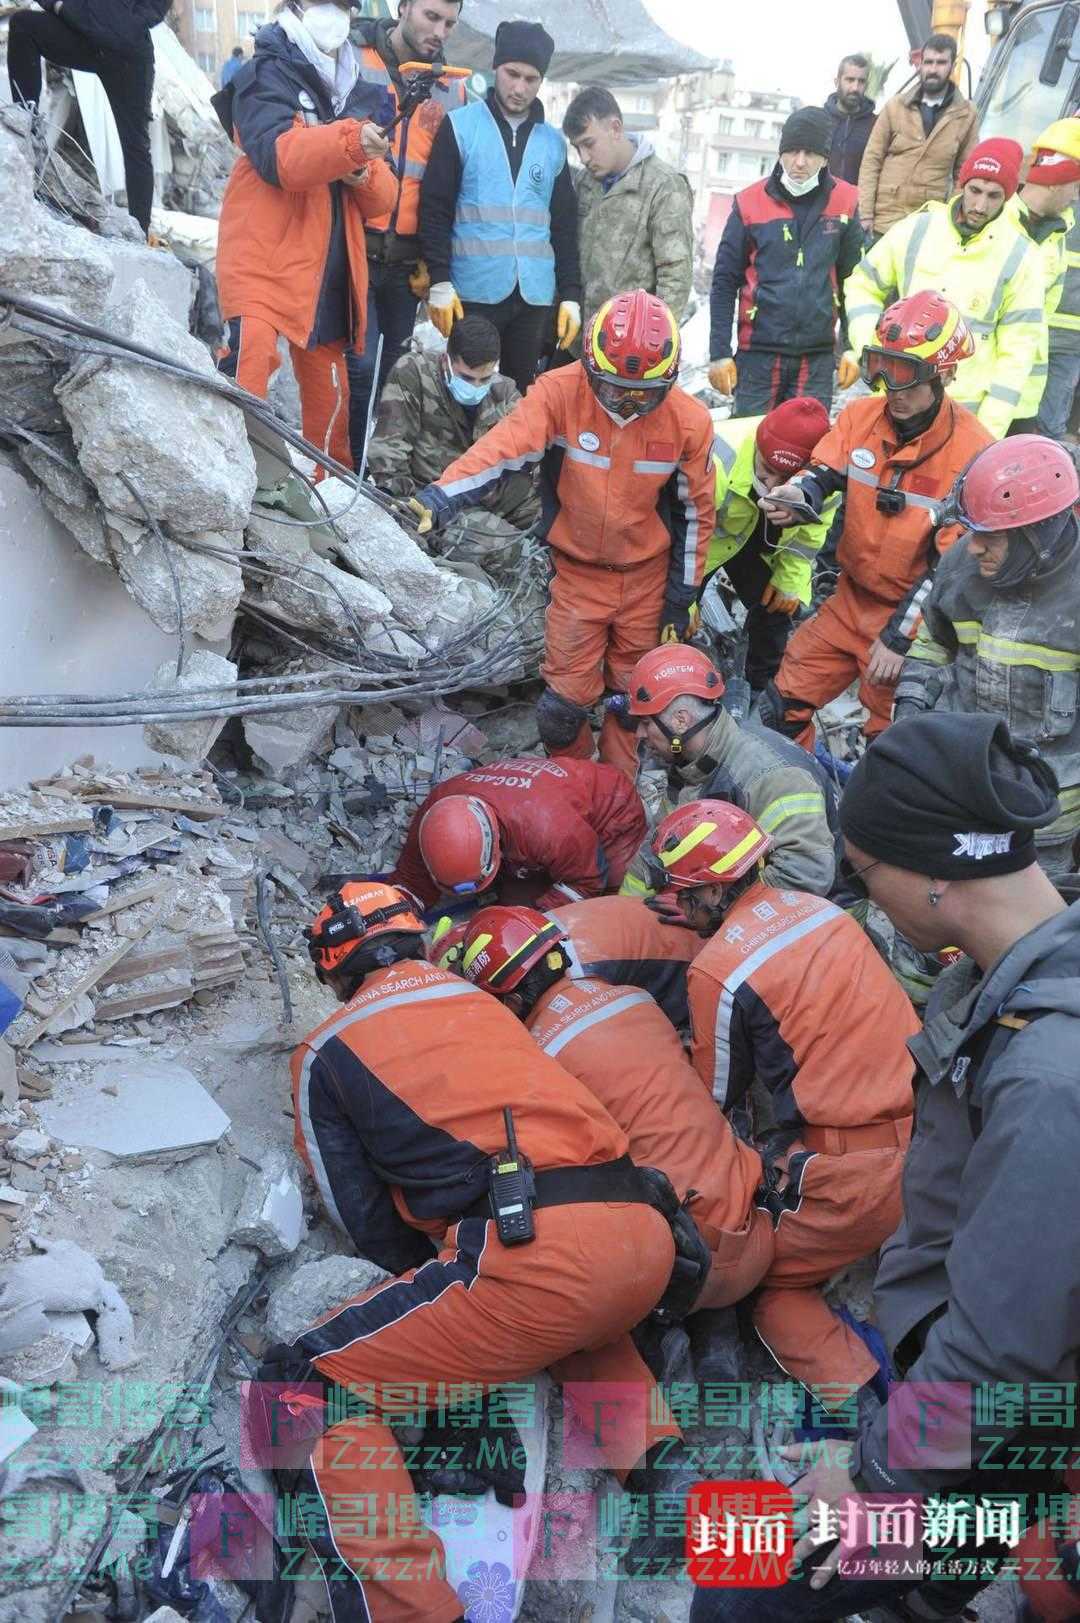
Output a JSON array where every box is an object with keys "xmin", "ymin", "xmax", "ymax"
[
  {"xmin": 274, "ymin": 880, "xmax": 708, "ymax": 1616},
  {"xmin": 389, "ymin": 753, "xmax": 646, "ymax": 909}
]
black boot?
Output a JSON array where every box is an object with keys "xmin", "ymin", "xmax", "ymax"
[
  {"xmin": 620, "ymin": 1436, "xmax": 702, "ymax": 1580},
  {"xmin": 686, "ymin": 1305, "xmax": 743, "ymax": 1385}
]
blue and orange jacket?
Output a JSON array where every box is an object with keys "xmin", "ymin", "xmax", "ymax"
[{"xmin": 709, "ymin": 164, "xmax": 863, "ymax": 360}]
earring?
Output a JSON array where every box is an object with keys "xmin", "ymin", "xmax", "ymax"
[{"xmin": 928, "ymin": 890, "xmax": 941, "ymax": 907}]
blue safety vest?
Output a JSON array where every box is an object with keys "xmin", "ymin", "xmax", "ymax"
[{"xmin": 448, "ymin": 100, "xmax": 564, "ymax": 307}]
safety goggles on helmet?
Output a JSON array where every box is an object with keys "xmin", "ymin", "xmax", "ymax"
[
  {"xmin": 589, "ymin": 375, "xmax": 671, "ymax": 422},
  {"xmin": 860, "ymin": 346, "xmax": 938, "ymax": 393}
]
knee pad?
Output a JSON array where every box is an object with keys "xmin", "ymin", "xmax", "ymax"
[
  {"xmin": 758, "ymin": 680, "xmax": 810, "ymax": 740},
  {"xmin": 536, "ymin": 687, "xmax": 589, "ymax": 749}
]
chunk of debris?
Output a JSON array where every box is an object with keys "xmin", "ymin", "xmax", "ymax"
[
  {"xmin": 36, "ymin": 1059, "xmax": 230, "ymax": 1164},
  {"xmin": 0, "ymin": 1236, "xmax": 136, "ymax": 1368},
  {"xmin": 143, "ymin": 650, "xmax": 240, "ymax": 763},
  {"xmin": 232, "ymin": 1151, "xmax": 304, "ymax": 1260},
  {"xmin": 265, "ymin": 1255, "xmax": 391, "ymax": 1344},
  {"xmin": 246, "ymin": 510, "xmax": 393, "ymax": 636}
]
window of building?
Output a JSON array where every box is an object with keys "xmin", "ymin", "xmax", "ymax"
[
  {"xmin": 197, "ymin": 50, "xmax": 216, "ymax": 70},
  {"xmin": 194, "ymin": 7, "xmax": 215, "ymax": 30},
  {"xmin": 715, "ymin": 115, "xmax": 734, "ymax": 134},
  {"xmin": 237, "ymin": 9, "xmax": 264, "ymax": 31},
  {"xmin": 743, "ymin": 118, "xmax": 763, "ymax": 138},
  {"xmin": 714, "ymin": 151, "xmax": 731, "ymax": 176}
]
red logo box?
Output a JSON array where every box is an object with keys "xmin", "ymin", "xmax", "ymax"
[{"xmin": 687, "ymin": 1481, "xmax": 795, "ymax": 1588}]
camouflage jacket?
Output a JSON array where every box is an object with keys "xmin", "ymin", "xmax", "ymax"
[
  {"xmin": 367, "ymin": 351, "xmax": 540, "ymax": 527},
  {"xmin": 576, "ymin": 137, "xmax": 695, "ymax": 331}
]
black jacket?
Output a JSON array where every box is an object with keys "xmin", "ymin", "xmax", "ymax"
[
  {"xmin": 420, "ymin": 88, "xmax": 581, "ymax": 302},
  {"xmin": 58, "ymin": 0, "xmax": 171, "ymax": 55},
  {"xmin": 825, "ymin": 90, "xmax": 876, "ymax": 186}
]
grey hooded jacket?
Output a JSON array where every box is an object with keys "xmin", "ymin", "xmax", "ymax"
[{"xmin": 851, "ymin": 902, "xmax": 1080, "ymax": 1494}]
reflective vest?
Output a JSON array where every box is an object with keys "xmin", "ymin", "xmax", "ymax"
[
  {"xmin": 845, "ymin": 199, "xmax": 1048, "ymax": 438},
  {"xmin": 448, "ymin": 100, "xmax": 565, "ymax": 306},
  {"xmin": 708, "ymin": 416, "xmax": 835, "ymax": 605},
  {"xmin": 1050, "ymin": 207, "xmax": 1080, "ymax": 357},
  {"xmin": 1006, "ymin": 194, "xmax": 1069, "ymax": 417},
  {"xmin": 358, "ymin": 46, "xmax": 465, "ymax": 239}
]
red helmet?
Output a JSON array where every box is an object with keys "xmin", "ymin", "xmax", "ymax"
[
  {"xmin": 628, "ymin": 647, "xmax": 725, "ymax": 717},
  {"xmin": 584, "ymin": 290, "xmax": 681, "ymax": 421},
  {"xmin": 951, "ymin": 435, "xmax": 1080, "ymax": 532},
  {"xmin": 460, "ymin": 906, "xmax": 568, "ymax": 994},
  {"xmin": 649, "ymin": 800, "xmax": 772, "ymax": 890},
  {"xmin": 418, "ymin": 795, "xmax": 501, "ymax": 896},
  {"xmin": 862, "ymin": 291, "xmax": 975, "ymax": 393},
  {"xmin": 306, "ymin": 881, "xmax": 425, "ymax": 981},
  {"xmin": 427, "ymin": 915, "xmax": 470, "ymax": 972}
]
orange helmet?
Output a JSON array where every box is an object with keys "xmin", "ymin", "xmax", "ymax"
[
  {"xmin": 628, "ymin": 646, "xmax": 725, "ymax": 717},
  {"xmin": 427, "ymin": 915, "xmax": 471, "ymax": 972},
  {"xmin": 862, "ymin": 291, "xmax": 974, "ymax": 393},
  {"xmin": 418, "ymin": 795, "xmax": 501, "ymax": 896},
  {"xmin": 305, "ymin": 881, "xmax": 425, "ymax": 981},
  {"xmin": 460, "ymin": 906, "xmax": 568, "ymax": 994},
  {"xmin": 649, "ymin": 800, "xmax": 772, "ymax": 890},
  {"xmin": 584, "ymin": 290, "xmax": 681, "ymax": 421}
]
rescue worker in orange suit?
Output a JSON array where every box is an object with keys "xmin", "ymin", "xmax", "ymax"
[
  {"xmin": 215, "ymin": 0, "xmax": 397, "ymax": 469},
  {"xmin": 388, "ymin": 754, "xmax": 646, "ymax": 909},
  {"xmin": 759, "ymin": 289, "xmax": 993, "ymax": 749},
  {"xmin": 546, "ymin": 893, "xmax": 698, "ymax": 1027},
  {"xmin": 279, "ymin": 880, "xmax": 700, "ymax": 1616},
  {"xmin": 407, "ymin": 289, "xmax": 716, "ymax": 777},
  {"xmin": 650, "ymin": 800, "xmax": 917, "ymax": 1402},
  {"xmin": 345, "ymin": 0, "xmax": 468, "ymax": 462},
  {"xmin": 460, "ymin": 904, "xmax": 774, "ymax": 1315}
]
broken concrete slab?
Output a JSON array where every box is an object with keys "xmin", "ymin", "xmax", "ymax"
[
  {"xmin": 36, "ymin": 1059, "xmax": 230, "ymax": 1163},
  {"xmin": 8, "ymin": 1129, "xmax": 50, "ymax": 1161},
  {"xmin": 100, "ymin": 237, "xmax": 195, "ymax": 331},
  {"xmin": 16, "ymin": 440, "xmax": 111, "ymax": 568},
  {"xmin": 265, "ymin": 1255, "xmax": 391, "ymax": 1344},
  {"xmin": 232, "ymin": 1151, "xmax": 304, "ymax": 1260},
  {"xmin": 247, "ymin": 510, "xmax": 392, "ymax": 636},
  {"xmin": 143, "ymin": 649, "xmax": 239, "ymax": 763},
  {"xmin": 0, "ymin": 1380, "xmax": 37, "ymax": 1466},
  {"xmin": 57, "ymin": 278, "xmax": 257, "ymax": 534},
  {"xmin": 0, "ymin": 109, "xmax": 115, "ymax": 323},
  {"xmin": 106, "ymin": 514, "xmax": 243, "ymax": 640},
  {"xmin": 244, "ymin": 706, "xmax": 336, "ymax": 775}
]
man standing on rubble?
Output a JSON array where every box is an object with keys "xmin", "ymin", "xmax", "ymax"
[
  {"xmin": 692, "ymin": 713, "xmax": 1079, "ymax": 1623},
  {"xmin": 345, "ymin": 0, "xmax": 466, "ymax": 462},
  {"xmin": 760, "ymin": 291, "xmax": 993, "ymax": 751},
  {"xmin": 367, "ymin": 313, "xmax": 539, "ymax": 529},
  {"xmin": 419, "ymin": 18, "xmax": 582, "ymax": 394},
  {"xmin": 653, "ymin": 799, "xmax": 917, "ymax": 1407},
  {"xmin": 708, "ymin": 105, "xmax": 864, "ymax": 416},
  {"xmin": 278, "ymin": 880, "xmax": 690, "ymax": 1620},
  {"xmin": 407, "ymin": 289, "xmax": 716, "ymax": 776},
  {"xmin": 826, "ymin": 54, "xmax": 876, "ymax": 186},
  {"xmin": 388, "ymin": 753, "xmax": 646, "ymax": 909},
  {"xmin": 7, "ymin": 0, "xmax": 172, "ymax": 235},
  {"xmin": 618, "ymin": 645, "xmax": 839, "ymax": 900}
]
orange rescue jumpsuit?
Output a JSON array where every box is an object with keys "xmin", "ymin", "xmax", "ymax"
[
  {"xmin": 527, "ymin": 975, "xmax": 774, "ymax": 1307},
  {"xmin": 427, "ymin": 363, "xmax": 716, "ymax": 776},
  {"xmin": 289, "ymin": 958, "xmax": 679, "ymax": 1622},
  {"xmin": 549, "ymin": 894, "xmax": 699, "ymax": 1027},
  {"xmin": 688, "ymin": 882, "xmax": 917, "ymax": 1398},
  {"xmin": 773, "ymin": 393, "xmax": 992, "ymax": 747}
]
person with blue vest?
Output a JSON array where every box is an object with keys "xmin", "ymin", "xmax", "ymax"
[{"xmin": 419, "ymin": 18, "xmax": 582, "ymax": 395}]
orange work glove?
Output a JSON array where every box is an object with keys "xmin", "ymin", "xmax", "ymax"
[
  {"xmin": 761, "ymin": 582, "xmax": 801, "ymax": 615},
  {"xmin": 836, "ymin": 351, "xmax": 860, "ymax": 390},
  {"xmin": 427, "ymin": 282, "xmax": 463, "ymax": 340},
  {"xmin": 709, "ymin": 358, "xmax": 738, "ymax": 396},
  {"xmin": 409, "ymin": 258, "xmax": 432, "ymax": 300}
]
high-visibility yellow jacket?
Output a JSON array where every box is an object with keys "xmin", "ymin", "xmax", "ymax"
[
  {"xmin": 707, "ymin": 416, "xmax": 837, "ymax": 606},
  {"xmin": 1050, "ymin": 207, "xmax": 1080, "ymax": 358},
  {"xmin": 1006, "ymin": 193, "xmax": 1070, "ymax": 417},
  {"xmin": 845, "ymin": 198, "xmax": 1047, "ymax": 439}
]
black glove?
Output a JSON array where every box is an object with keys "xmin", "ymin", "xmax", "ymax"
[{"xmin": 409, "ymin": 1392, "xmax": 527, "ymax": 1508}]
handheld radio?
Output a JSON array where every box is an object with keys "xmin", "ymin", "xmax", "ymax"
[{"xmin": 487, "ymin": 1106, "xmax": 536, "ymax": 1245}]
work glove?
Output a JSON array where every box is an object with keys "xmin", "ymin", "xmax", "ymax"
[
  {"xmin": 427, "ymin": 281, "xmax": 463, "ymax": 340},
  {"xmin": 407, "ymin": 495, "xmax": 435, "ymax": 536},
  {"xmin": 409, "ymin": 258, "xmax": 431, "ymax": 300},
  {"xmin": 660, "ymin": 599, "xmax": 700, "ymax": 644},
  {"xmin": 708, "ymin": 358, "xmax": 737, "ymax": 396},
  {"xmin": 644, "ymin": 889, "xmax": 689, "ymax": 928},
  {"xmin": 556, "ymin": 300, "xmax": 582, "ymax": 350},
  {"xmin": 836, "ymin": 351, "xmax": 860, "ymax": 390},
  {"xmin": 407, "ymin": 485, "xmax": 451, "ymax": 538},
  {"xmin": 410, "ymin": 1393, "xmax": 527, "ymax": 1508},
  {"xmin": 761, "ymin": 582, "xmax": 801, "ymax": 615}
]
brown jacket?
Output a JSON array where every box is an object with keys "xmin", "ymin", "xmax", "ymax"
[{"xmin": 857, "ymin": 82, "xmax": 979, "ymax": 236}]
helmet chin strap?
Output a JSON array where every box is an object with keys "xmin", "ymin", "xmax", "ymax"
[{"xmin": 653, "ymin": 705, "xmax": 718, "ymax": 757}]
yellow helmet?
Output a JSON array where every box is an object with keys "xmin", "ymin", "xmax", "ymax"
[{"xmin": 1028, "ymin": 118, "xmax": 1080, "ymax": 185}]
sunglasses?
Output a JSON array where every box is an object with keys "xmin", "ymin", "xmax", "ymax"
[{"xmin": 838, "ymin": 856, "xmax": 882, "ymax": 899}]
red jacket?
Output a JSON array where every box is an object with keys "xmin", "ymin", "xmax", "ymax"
[{"xmin": 391, "ymin": 757, "xmax": 646, "ymax": 909}]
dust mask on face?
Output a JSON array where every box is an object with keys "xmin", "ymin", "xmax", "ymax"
[
  {"xmin": 779, "ymin": 163, "xmax": 823, "ymax": 198},
  {"xmin": 301, "ymin": 3, "xmax": 350, "ymax": 53},
  {"xmin": 752, "ymin": 471, "xmax": 772, "ymax": 498}
]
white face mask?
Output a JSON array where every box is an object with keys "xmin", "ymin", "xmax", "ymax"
[
  {"xmin": 301, "ymin": 3, "xmax": 350, "ymax": 53},
  {"xmin": 779, "ymin": 164, "xmax": 823, "ymax": 198},
  {"xmin": 751, "ymin": 471, "xmax": 772, "ymax": 498}
]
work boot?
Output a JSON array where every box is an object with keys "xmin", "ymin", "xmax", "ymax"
[
  {"xmin": 686, "ymin": 1305, "xmax": 743, "ymax": 1385},
  {"xmin": 621, "ymin": 1436, "xmax": 702, "ymax": 1580}
]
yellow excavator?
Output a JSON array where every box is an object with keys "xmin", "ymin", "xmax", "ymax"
[{"xmin": 898, "ymin": 0, "xmax": 1079, "ymax": 147}]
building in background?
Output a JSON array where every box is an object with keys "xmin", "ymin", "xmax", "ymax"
[{"xmin": 170, "ymin": 0, "xmax": 272, "ymax": 79}]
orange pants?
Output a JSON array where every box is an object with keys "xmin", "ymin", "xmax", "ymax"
[
  {"xmin": 753, "ymin": 1135, "xmax": 909, "ymax": 1402},
  {"xmin": 293, "ymin": 1204, "xmax": 678, "ymax": 1622},
  {"xmin": 774, "ymin": 577, "xmax": 899, "ymax": 751},
  {"xmin": 220, "ymin": 314, "xmax": 352, "ymax": 472},
  {"xmin": 542, "ymin": 551, "xmax": 669, "ymax": 779}
]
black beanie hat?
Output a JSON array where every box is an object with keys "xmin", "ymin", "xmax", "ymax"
[
  {"xmin": 840, "ymin": 713, "xmax": 1060, "ymax": 879},
  {"xmin": 493, "ymin": 19, "xmax": 555, "ymax": 76},
  {"xmin": 779, "ymin": 106, "xmax": 833, "ymax": 158}
]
